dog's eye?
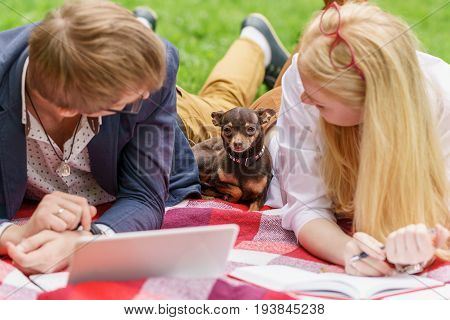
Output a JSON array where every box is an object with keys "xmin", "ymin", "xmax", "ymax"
[
  {"xmin": 246, "ymin": 126, "xmax": 256, "ymax": 135},
  {"xmin": 223, "ymin": 127, "xmax": 232, "ymax": 136}
]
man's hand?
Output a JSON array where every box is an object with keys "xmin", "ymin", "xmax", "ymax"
[
  {"xmin": 5, "ymin": 229, "xmax": 91, "ymax": 274},
  {"xmin": 21, "ymin": 191, "xmax": 97, "ymax": 239}
]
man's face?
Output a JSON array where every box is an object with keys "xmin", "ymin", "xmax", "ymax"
[
  {"xmin": 33, "ymin": 89, "xmax": 150, "ymax": 118},
  {"xmin": 84, "ymin": 91, "xmax": 150, "ymax": 117}
]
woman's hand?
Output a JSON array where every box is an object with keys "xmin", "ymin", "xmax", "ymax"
[
  {"xmin": 385, "ymin": 223, "xmax": 447, "ymax": 266},
  {"xmin": 21, "ymin": 191, "xmax": 97, "ymax": 239},
  {"xmin": 434, "ymin": 224, "xmax": 449, "ymax": 248},
  {"xmin": 344, "ymin": 232, "xmax": 395, "ymax": 277},
  {"xmin": 6, "ymin": 229, "xmax": 90, "ymax": 274}
]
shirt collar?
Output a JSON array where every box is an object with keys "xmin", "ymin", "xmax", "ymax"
[{"xmin": 21, "ymin": 57, "xmax": 102, "ymax": 134}]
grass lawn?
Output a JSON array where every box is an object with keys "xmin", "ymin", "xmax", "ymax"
[{"xmin": 1, "ymin": 0, "xmax": 448, "ymax": 94}]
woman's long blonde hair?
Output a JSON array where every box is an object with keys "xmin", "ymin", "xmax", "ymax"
[{"xmin": 298, "ymin": 1, "xmax": 449, "ymax": 252}]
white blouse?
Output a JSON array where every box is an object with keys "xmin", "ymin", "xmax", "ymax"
[{"xmin": 265, "ymin": 52, "xmax": 450, "ymax": 237}]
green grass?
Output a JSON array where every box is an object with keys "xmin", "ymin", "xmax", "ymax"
[{"xmin": 1, "ymin": 0, "xmax": 448, "ymax": 94}]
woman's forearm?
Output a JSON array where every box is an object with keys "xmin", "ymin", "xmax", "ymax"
[{"xmin": 297, "ymin": 219, "xmax": 353, "ymax": 266}]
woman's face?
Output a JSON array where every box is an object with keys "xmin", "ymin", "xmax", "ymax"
[{"xmin": 299, "ymin": 68, "xmax": 363, "ymax": 127}]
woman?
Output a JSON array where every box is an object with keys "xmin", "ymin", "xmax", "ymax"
[{"xmin": 265, "ymin": 1, "xmax": 449, "ymax": 276}]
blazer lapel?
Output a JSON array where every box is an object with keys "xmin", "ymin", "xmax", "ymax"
[{"xmin": 88, "ymin": 116, "xmax": 120, "ymax": 196}]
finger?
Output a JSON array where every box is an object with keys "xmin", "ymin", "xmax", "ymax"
[
  {"xmin": 11, "ymin": 261, "xmax": 36, "ymax": 275},
  {"xmin": 45, "ymin": 258, "xmax": 68, "ymax": 274},
  {"xmin": 54, "ymin": 191, "xmax": 90, "ymax": 211},
  {"xmin": 54, "ymin": 199, "xmax": 83, "ymax": 224},
  {"xmin": 54, "ymin": 209, "xmax": 79, "ymax": 230},
  {"xmin": 10, "ymin": 247, "xmax": 55, "ymax": 274},
  {"xmin": 17, "ymin": 231, "xmax": 57, "ymax": 253},
  {"xmin": 361, "ymin": 256, "xmax": 396, "ymax": 276},
  {"xmin": 353, "ymin": 232, "xmax": 385, "ymax": 260},
  {"xmin": 55, "ymin": 192, "xmax": 92, "ymax": 231},
  {"xmin": 434, "ymin": 224, "xmax": 449, "ymax": 248},
  {"xmin": 54, "ymin": 198, "xmax": 83, "ymax": 217},
  {"xmin": 7, "ymin": 241, "xmax": 45, "ymax": 270},
  {"xmin": 385, "ymin": 233, "xmax": 397, "ymax": 263},
  {"xmin": 80, "ymin": 206, "xmax": 96, "ymax": 231},
  {"xmin": 394, "ymin": 229, "xmax": 406, "ymax": 264},
  {"xmin": 6, "ymin": 242, "xmax": 32, "ymax": 268},
  {"xmin": 47, "ymin": 214, "xmax": 68, "ymax": 233},
  {"xmin": 352, "ymin": 259, "xmax": 384, "ymax": 276},
  {"xmin": 80, "ymin": 206, "xmax": 97, "ymax": 233},
  {"xmin": 416, "ymin": 225, "xmax": 434, "ymax": 263},
  {"xmin": 56, "ymin": 199, "xmax": 97, "ymax": 229},
  {"xmin": 344, "ymin": 239, "xmax": 363, "ymax": 261},
  {"xmin": 90, "ymin": 206, "xmax": 97, "ymax": 218},
  {"xmin": 7, "ymin": 237, "xmax": 56, "ymax": 272},
  {"xmin": 345, "ymin": 241, "xmax": 382, "ymax": 276},
  {"xmin": 345, "ymin": 263, "xmax": 363, "ymax": 276},
  {"xmin": 405, "ymin": 225, "xmax": 419, "ymax": 256},
  {"xmin": 37, "ymin": 202, "xmax": 72, "ymax": 232},
  {"xmin": 346, "ymin": 259, "xmax": 378, "ymax": 277}
]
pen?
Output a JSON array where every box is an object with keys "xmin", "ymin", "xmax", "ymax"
[
  {"xmin": 89, "ymin": 223, "xmax": 104, "ymax": 235},
  {"xmin": 350, "ymin": 246, "xmax": 385, "ymax": 263},
  {"xmin": 76, "ymin": 222, "xmax": 104, "ymax": 235}
]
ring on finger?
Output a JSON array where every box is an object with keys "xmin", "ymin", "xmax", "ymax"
[{"xmin": 56, "ymin": 207, "xmax": 65, "ymax": 216}]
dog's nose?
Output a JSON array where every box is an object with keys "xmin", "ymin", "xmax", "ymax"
[{"xmin": 233, "ymin": 142, "xmax": 243, "ymax": 149}]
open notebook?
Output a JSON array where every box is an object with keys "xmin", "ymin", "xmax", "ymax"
[{"xmin": 229, "ymin": 265, "xmax": 444, "ymax": 299}]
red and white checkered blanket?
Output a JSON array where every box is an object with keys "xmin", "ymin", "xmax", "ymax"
[{"xmin": 1, "ymin": 199, "xmax": 449, "ymax": 300}]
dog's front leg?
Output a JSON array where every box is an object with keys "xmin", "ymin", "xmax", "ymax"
[
  {"xmin": 248, "ymin": 200, "xmax": 262, "ymax": 212},
  {"xmin": 215, "ymin": 183, "xmax": 243, "ymax": 203},
  {"xmin": 201, "ymin": 187, "xmax": 224, "ymax": 199}
]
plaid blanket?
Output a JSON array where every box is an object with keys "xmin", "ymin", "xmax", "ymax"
[{"xmin": 1, "ymin": 199, "xmax": 449, "ymax": 300}]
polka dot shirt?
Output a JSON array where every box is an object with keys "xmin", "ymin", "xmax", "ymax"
[{"xmin": 20, "ymin": 59, "xmax": 116, "ymax": 206}]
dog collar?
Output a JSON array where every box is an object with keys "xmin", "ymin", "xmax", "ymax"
[{"xmin": 228, "ymin": 145, "xmax": 266, "ymax": 167}]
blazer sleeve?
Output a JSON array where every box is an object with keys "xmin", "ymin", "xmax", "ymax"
[{"xmin": 95, "ymin": 43, "xmax": 179, "ymax": 233}]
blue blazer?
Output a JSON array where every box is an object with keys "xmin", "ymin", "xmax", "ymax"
[{"xmin": 0, "ymin": 25, "xmax": 201, "ymax": 232}]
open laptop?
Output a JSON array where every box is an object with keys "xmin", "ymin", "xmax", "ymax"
[{"xmin": 30, "ymin": 224, "xmax": 239, "ymax": 290}]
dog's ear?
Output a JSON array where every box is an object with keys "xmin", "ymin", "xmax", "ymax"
[
  {"xmin": 256, "ymin": 108, "xmax": 277, "ymax": 129},
  {"xmin": 211, "ymin": 111, "xmax": 225, "ymax": 127}
]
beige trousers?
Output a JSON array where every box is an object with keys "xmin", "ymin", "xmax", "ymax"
[{"xmin": 176, "ymin": 37, "xmax": 292, "ymax": 144}]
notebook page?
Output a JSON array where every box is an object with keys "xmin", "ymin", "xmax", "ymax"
[
  {"xmin": 317, "ymin": 273, "xmax": 443, "ymax": 299},
  {"xmin": 230, "ymin": 265, "xmax": 358, "ymax": 298},
  {"xmin": 230, "ymin": 265, "xmax": 444, "ymax": 299}
]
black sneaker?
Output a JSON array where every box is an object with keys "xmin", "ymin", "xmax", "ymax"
[
  {"xmin": 241, "ymin": 13, "xmax": 289, "ymax": 89},
  {"xmin": 133, "ymin": 7, "xmax": 158, "ymax": 31}
]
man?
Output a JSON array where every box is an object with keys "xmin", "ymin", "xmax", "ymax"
[{"xmin": 0, "ymin": 0, "xmax": 200, "ymax": 273}]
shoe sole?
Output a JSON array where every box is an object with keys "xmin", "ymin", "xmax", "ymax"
[
  {"xmin": 147, "ymin": 7, "xmax": 158, "ymax": 21},
  {"xmin": 245, "ymin": 13, "xmax": 290, "ymax": 57},
  {"xmin": 134, "ymin": 6, "xmax": 159, "ymax": 28}
]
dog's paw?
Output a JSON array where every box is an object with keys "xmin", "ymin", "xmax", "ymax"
[
  {"xmin": 248, "ymin": 201, "xmax": 261, "ymax": 212},
  {"xmin": 222, "ymin": 194, "xmax": 238, "ymax": 203}
]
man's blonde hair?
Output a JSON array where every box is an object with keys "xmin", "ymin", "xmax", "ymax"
[
  {"xmin": 298, "ymin": 1, "xmax": 449, "ymax": 253},
  {"xmin": 28, "ymin": 0, "xmax": 166, "ymax": 112}
]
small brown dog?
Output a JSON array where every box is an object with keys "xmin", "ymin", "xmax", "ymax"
[{"xmin": 192, "ymin": 107, "xmax": 276, "ymax": 211}]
